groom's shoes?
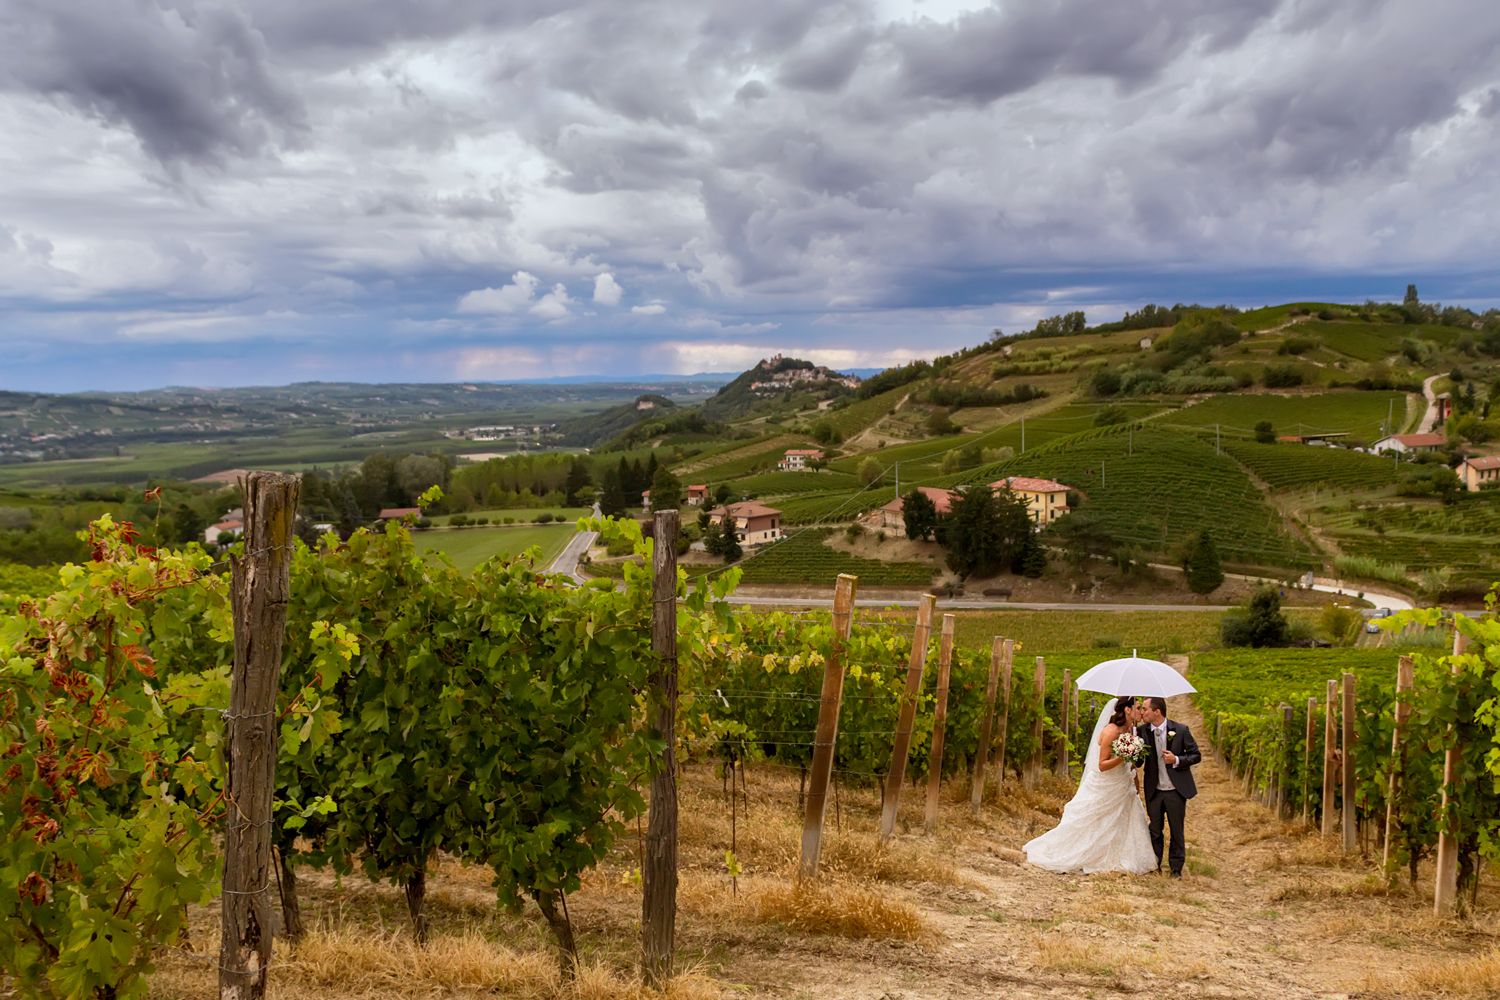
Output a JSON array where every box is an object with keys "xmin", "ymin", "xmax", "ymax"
[{"xmin": 1170, "ymin": 870, "xmax": 1183, "ymax": 879}]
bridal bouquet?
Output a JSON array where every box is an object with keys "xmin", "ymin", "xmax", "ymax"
[{"xmin": 1111, "ymin": 732, "xmax": 1149, "ymax": 766}]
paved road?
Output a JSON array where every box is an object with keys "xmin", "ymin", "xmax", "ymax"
[{"xmin": 546, "ymin": 529, "xmax": 597, "ymax": 582}]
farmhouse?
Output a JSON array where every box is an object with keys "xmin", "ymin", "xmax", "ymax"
[
  {"xmin": 990, "ymin": 476, "xmax": 1073, "ymax": 525},
  {"xmin": 1459, "ymin": 455, "xmax": 1500, "ymax": 492},
  {"xmin": 778, "ymin": 448, "xmax": 824, "ymax": 471},
  {"xmin": 708, "ymin": 501, "xmax": 783, "ymax": 546},
  {"xmin": 687, "ymin": 484, "xmax": 709, "ymax": 506},
  {"xmin": 863, "ymin": 486, "xmax": 957, "ymax": 531},
  {"xmin": 378, "ymin": 507, "xmax": 422, "ymax": 521},
  {"xmin": 203, "ymin": 508, "xmax": 244, "ymax": 544},
  {"xmin": 1372, "ymin": 432, "xmax": 1446, "ymax": 456}
]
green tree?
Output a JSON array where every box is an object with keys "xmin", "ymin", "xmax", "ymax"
[
  {"xmin": 1090, "ymin": 369, "xmax": 1122, "ymax": 397},
  {"xmin": 1254, "ymin": 420, "xmax": 1276, "ymax": 444},
  {"xmin": 1048, "ymin": 510, "xmax": 1114, "ymax": 568},
  {"xmin": 943, "ymin": 486, "xmax": 1034, "ymax": 577},
  {"xmin": 719, "ymin": 515, "xmax": 743, "ymax": 563},
  {"xmin": 649, "ymin": 466, "xmax": 683, "ymax": 510},
  {"xmin": 926, "ymin": 410, "xmax": 959, "ymax": 436},
  {"xmin": 902, "ymin": 489, "xmax": 938, "ymax": 541},
  {"xmin": 598, "ymin": 468, "xmax": 628, "ymax": 517},
  {"xmin": 1220, "ymin": 586, "xmax": 1291, "ymax": 647},
  {"xmin": 858, "ymin": 457, "xmax": 884, "ymax": 486},
  {"xmin": 1404, "ymin": 283, "xmax": 1420, "ymax": 307},
  {"xmin": 1181, "ymin": 531, "xmax": 1225, "ymax": 596},
  {"xmin": 171, "ymin": 501, "xmax": 206, "ymax": 544},
  {"xmin": 563, "ymin": 457, "xmax": 592, "ymax": 505}
]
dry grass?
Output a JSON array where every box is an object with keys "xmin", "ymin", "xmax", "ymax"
[
  {"xmin": 1356, "ymin": 947, "xmax": 1500, "ymax": 997},
  {"xmin": 1269, "ymin": 872, "xmax": 1398, "ymax": 903},
  {"xmin": 749, "ymin": 880, "xmax": 930, "ymax": 940},
  {"xmin": 151, "ymin": 926, "xmax": 722, "ymax": 1000},
  {"xmin": 816, "ymin": 830, "xmax": 968, "ymax": 888},
  {"xmin": 1029, "ymin": 935, "xmax": 1121, "ymax": 977}
]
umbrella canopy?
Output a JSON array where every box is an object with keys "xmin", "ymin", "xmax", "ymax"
[{"xmin": 1074, "ymin": 651, "xmax": 1196, "ymax": 698}]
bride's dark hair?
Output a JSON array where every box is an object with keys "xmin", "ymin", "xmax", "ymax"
[{"xmin": 1107, "ymin": 697, "xmax": 1134, "ymax": 728}]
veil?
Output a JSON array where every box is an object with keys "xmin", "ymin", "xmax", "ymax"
[{"xmin": 1081, "ymin": 693, "xmax": 1125, "ymax": 783}]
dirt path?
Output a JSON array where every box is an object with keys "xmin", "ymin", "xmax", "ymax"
[{"xmin": 702, "ymin": 658, "xmax": 1495, "ymax": 999}]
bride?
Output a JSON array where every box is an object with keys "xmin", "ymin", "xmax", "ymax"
[{"xmin": 1023, "ymin": 695, "xmax": 1158, "ymax": 874}]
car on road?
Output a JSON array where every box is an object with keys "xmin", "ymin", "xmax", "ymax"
[{"xmin": 1365, "ymin": 608, "xmax": 1394, "ymax": 634}]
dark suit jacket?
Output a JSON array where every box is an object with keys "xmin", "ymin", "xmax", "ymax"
[{"xmin": 1138, "ymin": 719, "xmax": 1201, "ymax": 799}]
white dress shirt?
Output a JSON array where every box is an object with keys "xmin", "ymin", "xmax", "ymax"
[{"xmin": 1153, "ymin": 722, "xmax": 1175, "ymax": 792}]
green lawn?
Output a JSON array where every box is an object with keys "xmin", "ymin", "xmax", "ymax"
[{"xmin": 413, "ymin": 524, "xmax": 576, "ymax": 571}]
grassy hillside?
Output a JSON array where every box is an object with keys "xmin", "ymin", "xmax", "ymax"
[{"xmin": 1161, "ymin": 391, "xmax": 1411, "ymax": 441}]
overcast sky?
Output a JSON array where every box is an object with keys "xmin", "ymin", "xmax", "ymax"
[{"xmin": 3, "ymin": 0, "xmax": 1499, "ymax": 392}]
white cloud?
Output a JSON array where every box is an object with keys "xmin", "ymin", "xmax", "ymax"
[
  {"xmin": 456, "ymin": 271, "xmax": 540, "ymax": 313},
  {"xmin": 530, "ymin": 282, "xmax": 573, "ymax": 319},
  {"xmin": 593, "ymin": 272, "xmax": 623, "ymax": 305},
  {"xmin": 631, "ymin": 302, "xmax": 667, "ymax": 315}
]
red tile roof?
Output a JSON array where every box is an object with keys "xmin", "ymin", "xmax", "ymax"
[
  {"xmin": 1462, "ymin": 455, "xmax": 1500, "ymax": 470},
  {"xmin": 710, "ymin": 501, "xmax": 781, "ymax": 519},
  {"xmin": 1389, "ymin": 433, "xmax": 1447, "ymax": 448},
  {"xmin": 990, "ymin": 475, "xmax": 1071, "ymax": 494},
  {"xmin": 783, "ymin": 449, "xmax": 824, "ymax": 457},
  {"xmin": 378, "ymin": 507, "xmax": 421, "ymax": 519}
]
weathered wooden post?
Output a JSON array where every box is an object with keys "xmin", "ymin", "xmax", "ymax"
[
  {"xmin": 880, "ymin": 594, "xmax": 937, "ymax": 841},
  {"xmin": 642, "ymin": 510, "xmax": 679, "ymax": 987},
  {"xmin": 923, "ymin": 614, "xmax": 957, "ymax": 834},
  {"xmin": 800, "ymin": 574, "xmax": 857, "ymax": 877},
  {"xmin": 221, "ymin": 472, "xmax": 299, "ymax": 1000},
  {"xmin": 1321, "ymin": 679, "xmax": 1338, "ymax": 837},
  {"xmin": 1279, "ymin": 703, "xmax": 1293, "ymax": 817},
  {"xmin": 1435, "ymin": 632, "xmax": 1471, "ymax": 916},
  {"xmin": 1055, "ymin": 669, "xmax": 1072, "ymax": 777},
  {"xmin": 969, "ymin": 637, "xmax": 1010, "ymax": 815},
  {"xmin": 1382, "ymin": 656, "xmax": 1415, "ymax": 875},
  {"xmin": 1341, "ymin": 673, "xmax": 1357, "ymax": 854},
  {"xmin": 1024, "ymin": 656, "xmax": 1046, "ymax": 787},
  {"xmin": 1302, "ymin": 696, "xmax": 1316, "ymax": 825}
]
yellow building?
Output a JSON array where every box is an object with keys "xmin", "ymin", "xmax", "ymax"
[
  {"xmin": 1459, "ymin": 455, "xmax": 1500, "ymax": 492},
  {"xmin": 989, "ymin": 476, "xmax": 1072, "ymax": 525}
]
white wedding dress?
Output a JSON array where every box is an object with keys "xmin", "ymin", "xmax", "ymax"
[{"xmin": 1023, "ymin": 705, "xmax": 1158, "ymax": 874}]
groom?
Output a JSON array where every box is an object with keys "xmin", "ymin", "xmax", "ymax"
[{"xmin": 1137, "ymin": 697, "xmax": 1201, "ymax": 878}]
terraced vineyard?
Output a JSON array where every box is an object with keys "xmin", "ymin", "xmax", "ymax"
[
  {"xmin": 821, "ymin": 385, "xmax": 911, "ymax": 438},
  {"xmin": 772, "ymin": 487, "xmax": 890, "ymax": 525},
  {"xmin": 729, "ymin": 469, "xmax": 860, "ymax": 495},
  {"xmin": 1315, "ymin": 494, "xmax": 1500, "ymax": 586},
  {"xmin": 1162, "ymin": 390, "xmax": 1409, "ymax": 441},
  {"xmin": 1222, "ymin": 439, "xmax": 1402, "ymax": 492},
  {"xmin": 977, "ymin": 427, "xmax": 1318, "ymax": 571},
  {"xmin": 733, "ymin": 528, "xmax": 938, "ymax": 585}
]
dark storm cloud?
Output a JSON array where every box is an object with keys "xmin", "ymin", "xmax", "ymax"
[
  {"xmin": 4, "ymin": 0, "xmax": 1500, "ymax": 391},
  {"xmin": 889, "ymin": 0, "xmax": 1282, "ymax": 104},
  {"xmin": 0, "ymin": 0, "xmax": 304, "ymax": 165}
]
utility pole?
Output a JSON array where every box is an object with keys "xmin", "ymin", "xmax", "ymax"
[
  {"xmin": 1021, "ymin": 416, "xmax": 1026, "ymax": 454},
  {"xmin": 894, "ymin": 461, "xmax": 899, "ymax": 500}
]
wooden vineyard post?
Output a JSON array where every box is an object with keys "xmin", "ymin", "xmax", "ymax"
[
  {"xmin": 1279, "ymin": 704, "xmax": 1293, "ymax": 817},
  {"xmin": 221, "ymin": 472, "xmax": 299, "ymax": 1000},
  {"xmin": 924, "ymin": 614, "xmax": 957, "ymax": 834},
  {"xmin": 1302, "ymin": 696, "xmax": 1316, "ymax": 825},
  {"xmin": 1382, "ymin": 656, "xmax": 1415, "ymax": 875},
  {"xmin": 1341, "ymin": 673, "xmax": 1357, "ymax": 854},
  {"xmin": 800, "ymin": 574, "xmax": 858, "ymax": 878},
  {"xmin": 1321, "ymin": 679, "xmax": 1337, "ymax": 837},
  {"xmin": 969, "ymin": 637, "xmax": 1010, "ymax": 815},
  {"xmin": 994, "ymin": 641, "xmax": 1015, "ymax": 786},
  {"xmin": 1435, "ymin": 632, "xmax": 1471, "ymax": 916},
  {"xmin": 880, "ymin": 594, "xmax": 937, "ymax": 842},
  {"xmin": 642, "ymin": 510, "xmax": 679, "ymax": 987},
  {"xmin": 1055, "ymin": 669, "xmax": 1072, "ymax": 778},
  {"xmin": 1024, "ymin": 657, "xmax": 1046, "ymax": 787}
]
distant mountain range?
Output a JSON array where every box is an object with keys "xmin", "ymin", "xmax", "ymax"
[{"xmin": 492, "ymin": 368, "xmax": 883, "ymax": 386}]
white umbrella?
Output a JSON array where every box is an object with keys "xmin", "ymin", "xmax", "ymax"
[{"xmin": 1074, "ymin": 650, "xmax": 1196, "ymax": 698}]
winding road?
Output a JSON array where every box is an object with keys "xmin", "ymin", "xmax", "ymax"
[{"xmin": 544, "ymin": 529, "xmax": 1412, "ymax": 612}]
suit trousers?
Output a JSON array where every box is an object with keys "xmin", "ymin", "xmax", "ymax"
[{"xmin": 1147, "ymin": 787, "xmax": 1187, "ymax": 875}]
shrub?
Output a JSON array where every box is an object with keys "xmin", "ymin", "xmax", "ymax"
[
  {"xmin": 450, "ymin": 514, "xmax": 470, "ymax": 527},
  {"xmin": 1262, "ymin": 365, "xmax": 1304, "ymax": 389}
]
